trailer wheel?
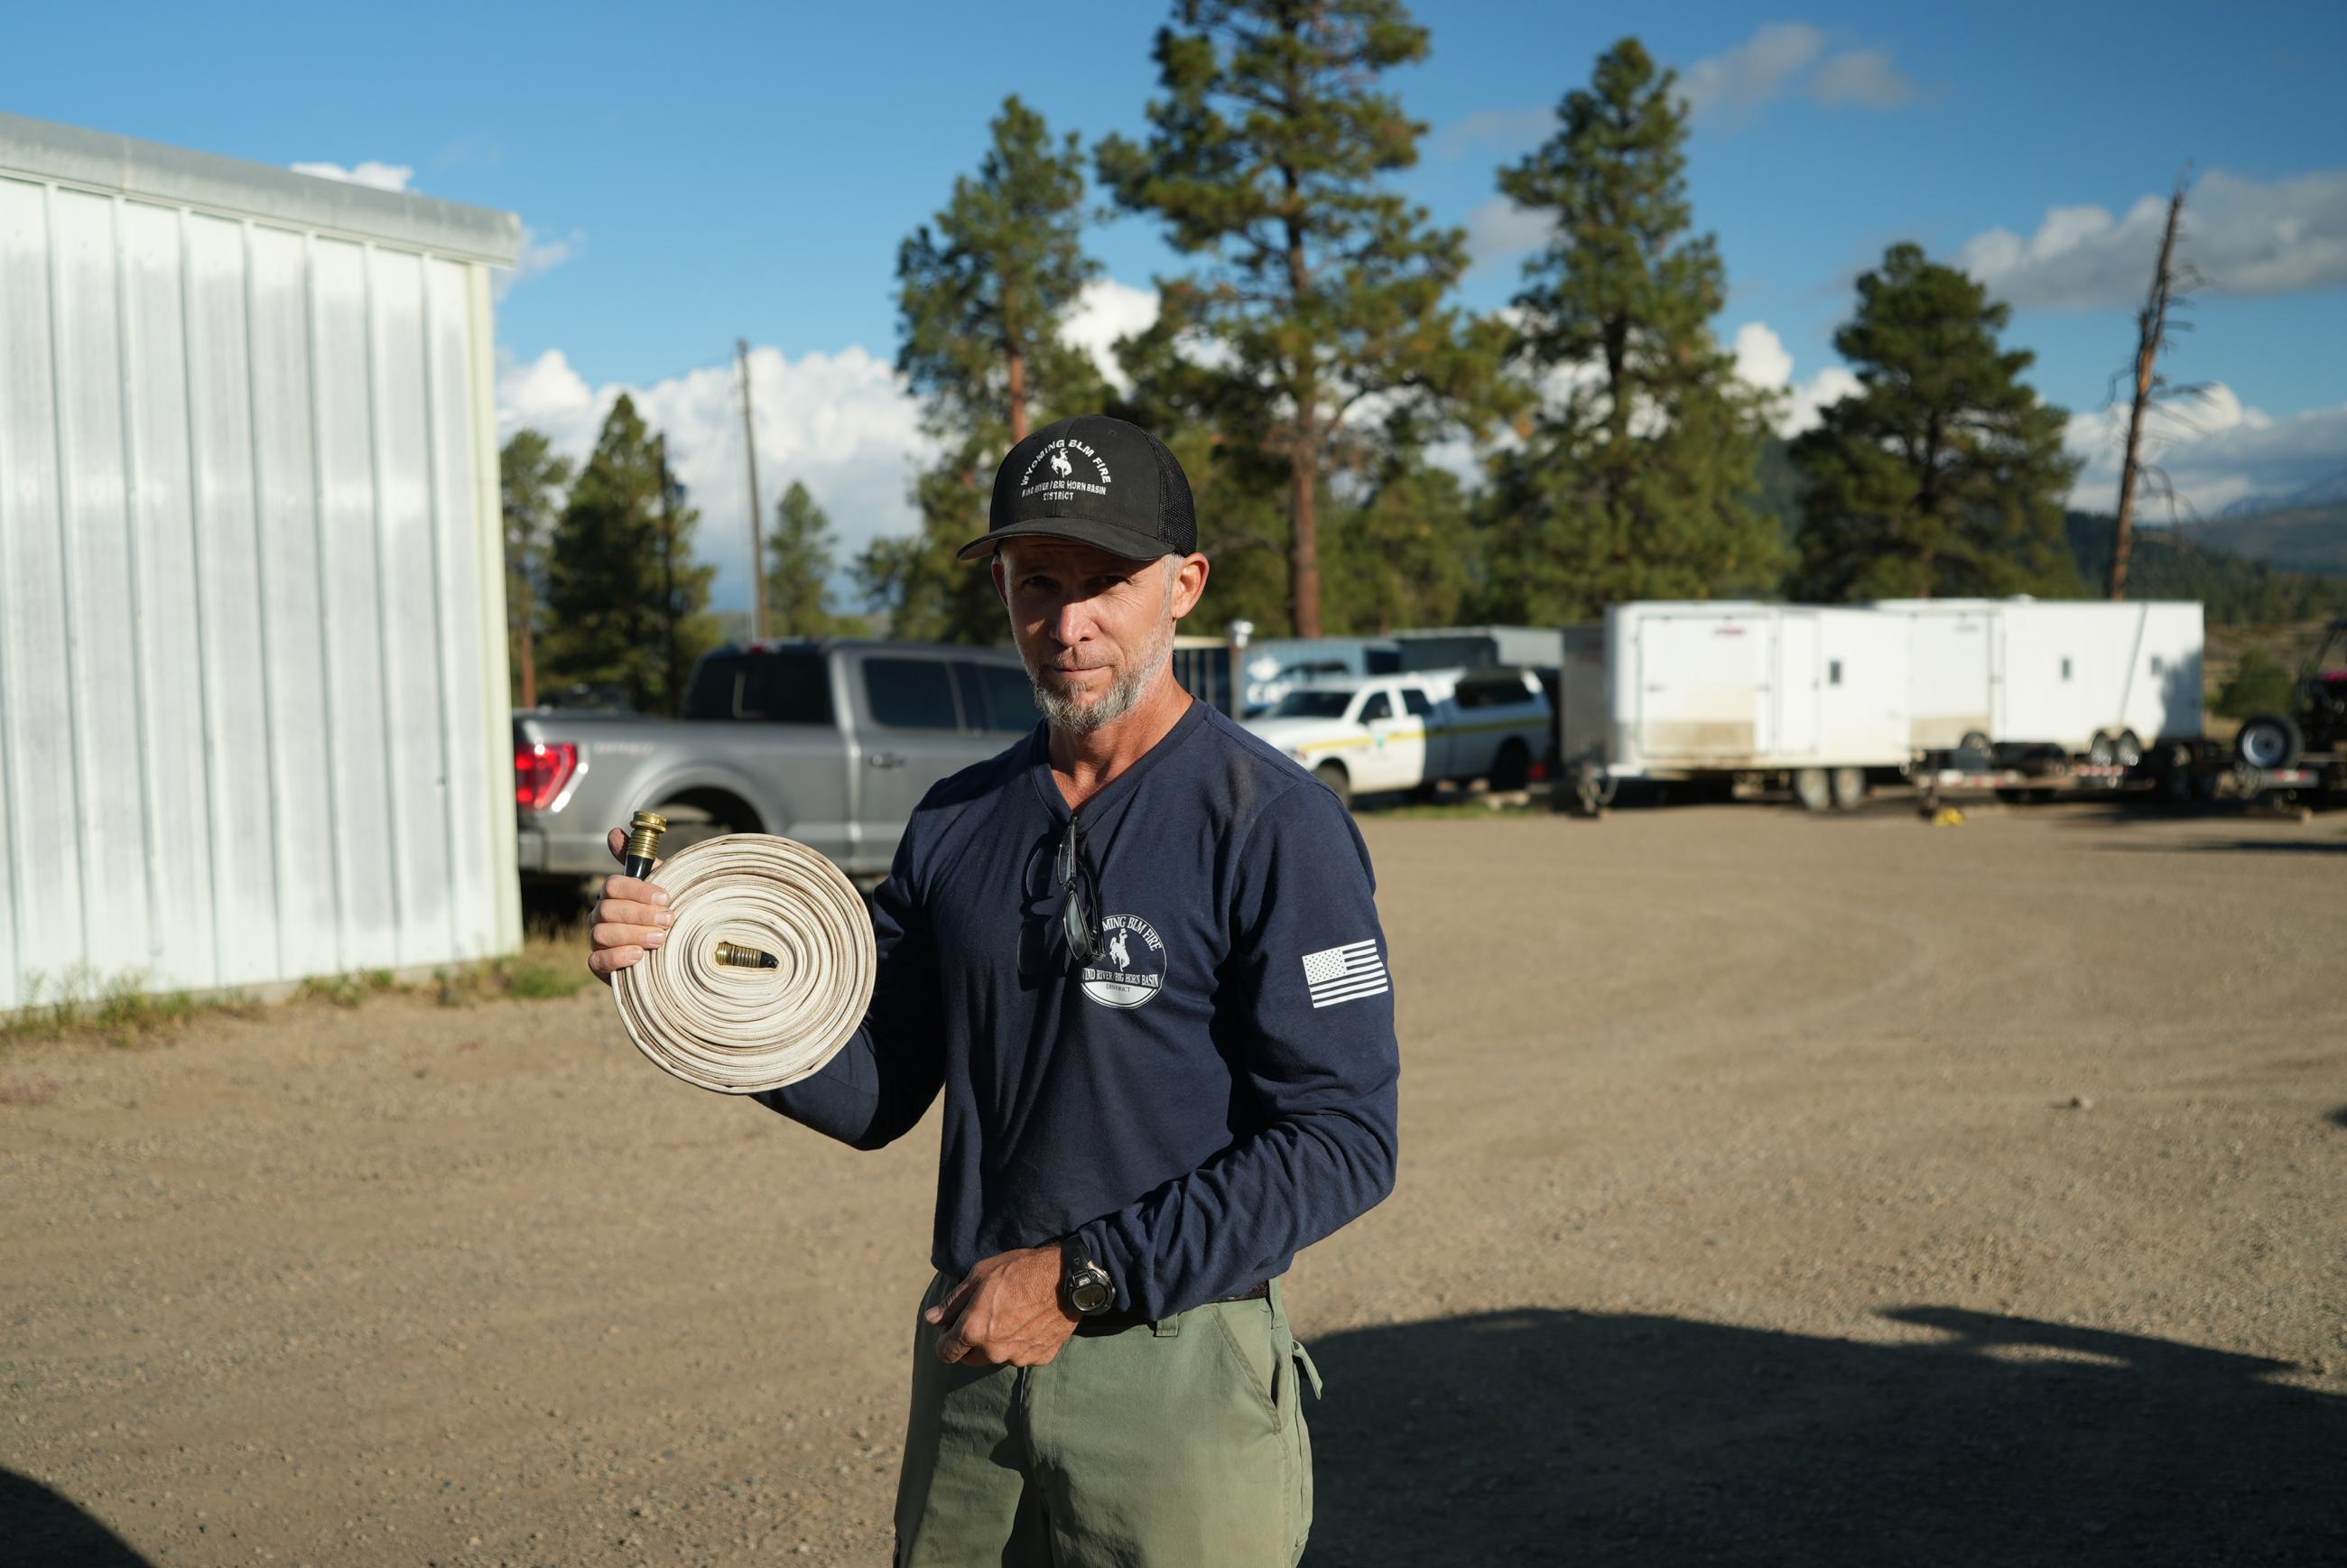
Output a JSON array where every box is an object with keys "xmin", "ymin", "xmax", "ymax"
[
  {"xmin": 1794, "ymin": 767, "xmax": 1832, "ymax": 812},
  {"xmin": 1314, "ymin": 760, "xmax": 1353, "ymax": 810},
  {"xmin": 2111, "ymin": 729, "xmax": 2144, "ymax": 768},
  {"xmin": 1829, "ymin": 766, "xmax": 1868, "ymax": 810},
  {"xmin": 1489, "ymin": 738, "xmax": 1532, "ymax": 793},
  {"xmin": 2235, "ymin": 714, "xmax": 2304, "ymax": 771}
]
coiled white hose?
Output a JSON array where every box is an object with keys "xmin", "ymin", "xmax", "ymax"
[{"xmin": 611, "ymin": 833, "xmax": 876, "ymax": 1094}]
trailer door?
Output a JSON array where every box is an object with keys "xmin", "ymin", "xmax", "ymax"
[
  {"xmin": 1907, "ymin": 609, "xmax": 1997, "ymax": 751},
  {"xmin": 1773, "ymin": 613, "xmax": 1823, "ymax": 759},
  {"xmin": 1635, "ymin": 611, "xmax": 1771, "ymax": 763}
]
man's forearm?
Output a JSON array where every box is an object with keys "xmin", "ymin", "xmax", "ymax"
[{"xmin": 1075, "ymin": 1097, "xmax": 1398, "ymax": 1321}]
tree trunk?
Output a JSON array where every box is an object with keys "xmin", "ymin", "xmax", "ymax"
[
  {"xmin": 2110, "ymin": 183, "xmax": 2186, "ymax": 601},
  {"xmin": 1007, "ymin": 348, "xmax": 1028, "ymax": 444},
  {"xmin": 516, "ymin": 567, "xmax": 537, "ymax": 709},
  {"xmin": 1290, "ymin": 437, "xmax": 1321, "ymax": 640}
]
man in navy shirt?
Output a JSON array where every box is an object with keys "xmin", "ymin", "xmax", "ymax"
[{"xmin": 589, "ymin": 414, "xmax": 1400, "ymax": 1565}]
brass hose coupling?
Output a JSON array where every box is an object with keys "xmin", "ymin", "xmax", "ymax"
[{"xmin": 623, "ymin": 811, "xmax": 668, "ymax": 881}]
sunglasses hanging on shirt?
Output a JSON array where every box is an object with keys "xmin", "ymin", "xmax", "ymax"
[{"xmin": 1054, "ymin": 812, "xmax": 1100, "ymax": 966}]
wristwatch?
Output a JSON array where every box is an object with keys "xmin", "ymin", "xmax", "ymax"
[{"xmin": 1059, "ymin": 1234, "xmax": 1116, "ymax": 1317}]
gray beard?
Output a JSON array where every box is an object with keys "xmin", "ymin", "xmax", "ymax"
[{"xmin": 1029, "ymin": 616, "xmax": 1176, "ymax": 736}]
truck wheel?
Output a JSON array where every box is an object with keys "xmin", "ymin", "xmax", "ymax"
[
  {"xmin": 1794, "ymin": 767, "xmax": 1832, "ymax": 812},
  {"xmin": 1830, "ymin": 766, "xmax": 1868, "ymax": 810},
  {"xmin": 2087, "ymin": 731, "xmax": 2119, "ymax": 765},
  {"xmin": 2111, "ymin": 729, "xmax": 2144, "ymax": 768},
  {"xmin": 1314, "ymin": 761, "xmax": 1353, "ymax": 810},
  {"xmin": 1956, "ymin": 730, "xmax": 1993, "ymax": 768},
  {"xmin": 1489, "ymin": 738, "xmax": 1532, "ymax": 793},
  {"xmin": 2234, "ymin": 714, "xmax": 2303, "ymax": 771},
  {"xmin": 648, "ymin": 803, "xmax": 731, "ymax": 855}
]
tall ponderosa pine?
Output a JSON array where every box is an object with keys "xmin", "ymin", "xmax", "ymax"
[
  {"xmin": 1790, "ymin": 244, "xmax": 2083, "ymax": 600},
  {"xmin": 499, "ymin": 428, "xmax": 573, "ymax": 708},
  {"xmin": 1485, "ymin": 37, "xmax": 1782, "ymax": 622},
  {"xmin": 540, "ymin": 394, "xmax": 720, "ymax": 714},
  {"xmin": 1099, "ymin": 0, "xmax": 1507, "ymax": 638},
  {"xmin": 765, "ymin": 480, "xmax": 851, "ymax": 638},
  {"xmin": 869, "ymin": 96, "xmax": 1107, "ymax": 643}
]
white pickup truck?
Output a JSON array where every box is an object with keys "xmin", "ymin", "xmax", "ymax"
[{"xmin": 1243, "ymin": 668, "xmax": 1553, "ymax": 806}]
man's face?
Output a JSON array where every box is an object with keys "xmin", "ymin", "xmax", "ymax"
[{"xmin": 993, "ymin": 538, "xmax": 1205, "ymax": 734}]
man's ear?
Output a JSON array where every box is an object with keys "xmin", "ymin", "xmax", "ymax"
[{"xmin": 990, "ymin": 553, "xmax": 1008, "ymax": 608}]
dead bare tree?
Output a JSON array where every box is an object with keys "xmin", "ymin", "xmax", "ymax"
[{"xmin": 2107, "ymin": 172, "xmax": 2194, "ymax": 599}]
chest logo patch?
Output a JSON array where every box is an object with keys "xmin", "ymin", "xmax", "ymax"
[{"xmin": 1081, "ymin": 914, "xmax": 1167, "ymax": 1009}]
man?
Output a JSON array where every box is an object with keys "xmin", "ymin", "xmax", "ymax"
[{"xmin": 589, "ymin": 414, "xmax": 1399, "ymax": 1565}]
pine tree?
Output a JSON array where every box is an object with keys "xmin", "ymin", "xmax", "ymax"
[
  {"xmin": 1326, "ymin": 413, "xmax": 1472, "ymax": 634},
  {"xmin": 540, "ymin": 394, "xmax": 720, "ymax": 714},
  {"xmin": 868, "ymin": 96, "xmax": 1109, "ymax": 644},
  {"xmin": 1098, "ymin": 0, "xmax": 1508, "ymax": 639},
  {"xmin": 499, "ymin": 428, "xmax": 572, "ymax": 708},
  {"xmin": 1790, "ymin": 243, "xmax": 2084, "ymax": 601},
  {"xmin": 1483, "ymin": 37, "xmax": 1783, "ymax": 624},
  {"xmin": 765, "ymin": 480, "xmax": 850, "ymax": 638}
]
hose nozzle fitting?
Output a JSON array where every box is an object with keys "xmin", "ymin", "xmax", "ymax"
[
  {"xmin": 624, "ymin": 811, "xmax": 669, "ymax": 881},
  {"xmin": 714, "ymin": 942, "xmax": 779, "ymax": 970}
]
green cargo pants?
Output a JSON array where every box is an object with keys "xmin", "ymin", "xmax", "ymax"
[{"xmin": 894, "ymin": 1271, "xmax": 1323, "ymax": 1567}]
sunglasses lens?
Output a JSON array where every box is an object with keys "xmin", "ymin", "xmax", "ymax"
[{"xmin": 1062, "ymin": 888, "xmax": 1090, "ymax": 959}]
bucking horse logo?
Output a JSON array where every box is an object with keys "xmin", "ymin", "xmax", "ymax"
[
  {"xmin": 1108, "ymin": 929, "xmax": 1131, "ymax": 970},
  {"xmin": 1049, "ymin": 448, "xmax": 1074, "ymax": 478}
]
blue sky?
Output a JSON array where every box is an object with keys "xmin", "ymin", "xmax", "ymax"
[{"xmin": 14, "ymin": 1, "xmax": 2346, "ymax": 612}]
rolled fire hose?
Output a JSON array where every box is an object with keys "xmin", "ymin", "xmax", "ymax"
[{"xmin": 611, "ymin": 812, "xmax": 877, "ymax": 1094}]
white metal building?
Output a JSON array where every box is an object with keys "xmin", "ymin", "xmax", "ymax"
[{"xmin": 0, "ymin": 112, "xmax": 524, "ymax": 1009}]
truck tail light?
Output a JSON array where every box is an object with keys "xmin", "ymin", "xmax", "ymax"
[{"xmin": 515, "ymin": 741, "xmax": 580, "ymax": 811}]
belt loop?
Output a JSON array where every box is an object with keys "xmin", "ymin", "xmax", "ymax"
[
  {"xmin": 1152, "ymin": 1311, "xmax": 1181, "ymax": 1338},
  {"xmin": 1267, "ymin": 1276, "xmax": 1288, "ymax": 1333}
]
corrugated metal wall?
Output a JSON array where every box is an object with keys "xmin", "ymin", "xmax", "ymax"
[{"xmin": 0, "ymin": 118, "xmax": 523, "ymax": 1008}]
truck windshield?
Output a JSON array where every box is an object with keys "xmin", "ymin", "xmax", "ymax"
[{"xmin": 1269, "ymin": 691, "xmax": 1356, "ymax": 719}]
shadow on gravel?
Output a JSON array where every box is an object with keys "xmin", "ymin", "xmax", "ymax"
[
  {"xmin": 1304, "ymin": 1305, "xmax": 2344, "ymax": 1567},
  {"xmin": 2092, "ymin": 837, "xmax": 2347, "ymax": 856},
  {"xmin": 5, "ymin": 1469, "xmax": 153, "ymax": 1566}
]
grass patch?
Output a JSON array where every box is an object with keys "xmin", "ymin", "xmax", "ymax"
[
  {"xmin": 4, "ymin": 917, "xmax": 598, "ymax": 1049},
  {"xmin": 1, "ymin": 965, "xmax": 209, "ymax": 1049}
]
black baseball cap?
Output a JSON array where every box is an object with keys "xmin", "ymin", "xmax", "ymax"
[{"xmin": 955, "ymin": 414, "xmax": 1197, "ymax": 562}]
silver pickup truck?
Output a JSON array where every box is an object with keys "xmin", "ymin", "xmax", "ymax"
[{"xmin": 514, "ymin": 640, "xmax": 1039, "ymax": 890}]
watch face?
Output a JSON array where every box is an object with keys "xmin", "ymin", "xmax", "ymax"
[{"xmin": 1070, "ymin": 1276, "xmax": 1113, "ymax": 1314}]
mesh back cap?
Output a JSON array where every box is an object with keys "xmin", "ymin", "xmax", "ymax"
[{"xmin": 956, "ymin": 415, "xmax": 1197, "ymax": 562}]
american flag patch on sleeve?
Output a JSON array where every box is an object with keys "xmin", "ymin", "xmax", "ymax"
[{"xmin": 1301, "ymin": 939, "xmax": 1390, "ymax": 1008}]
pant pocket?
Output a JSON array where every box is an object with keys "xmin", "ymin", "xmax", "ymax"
[{"xmin": 1286, "ymin": 1340, "xmax": 1317, "ymax": 1563}]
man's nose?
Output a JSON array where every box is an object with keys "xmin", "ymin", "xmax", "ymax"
[{"xmin": 1049, "ymin": 597, "xmax": 1095, "ymax": 646}]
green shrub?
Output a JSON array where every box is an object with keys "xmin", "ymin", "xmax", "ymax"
[{"xmin": 2215, "ymin": 650, "xmax": 2296, "ymax": 718}]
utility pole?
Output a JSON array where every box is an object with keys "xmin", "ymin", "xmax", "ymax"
[
  {"xmin": 656, "ymin": 433, "xmax": 681, "ymax": 716},
  {"xmin": 2108, "ymin": 178, "xmax": 2188, "ymax": 600},
  {"xmin": 737, "ymin": 339, "xmax": 768, "ymax": 641}
]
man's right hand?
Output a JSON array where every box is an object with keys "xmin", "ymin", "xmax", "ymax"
[{"xmin": 587, "ymin": 826, "xmax": 672, "ymax": 985}]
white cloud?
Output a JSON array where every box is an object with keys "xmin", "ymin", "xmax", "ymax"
[
  {"xmin": 1679, "ymin": 23, "xmax": 1916, "ymax": 127},
  {"xmin": 1464, "ymin": 196, "xmax": 1553, "ymax": 273},
  {"xmin": 2064, "ymin": 383, "xmax": 2347, "ymax": 515},
  {"xmin": 496, "ymin": 274, "xmax": 1163, "ymax": 613},
  {"xmin": 290, "ymin": 159, "xmax": 414, "ymax": 193},
  {"xmin": 1960, "ymin": 167, "xmax": 2347, "ymax": 310},
  {"xmin": 1729, "ymin": 320, "xmax": 1860, "ymax": 435},
  {"xmin": 493, "ymin": 223, "xmax": 582, "ymax": 301},
  {"xmin": 497, "ymin": 344, "xmax": 932, "ymax": 614},
  {"xmin": 1061, "ymin": 278, "xmax": 1160, "ymax": 393},
  {"xmin": 1435, "ymin": 106, "xmax": 1554, "ymax": 160}
]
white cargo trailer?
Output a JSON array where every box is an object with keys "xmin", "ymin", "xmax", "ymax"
[
  {"xmin": 1558, "ymin": 602, "xmax": 1912, "ymax": 811},
  {"xmin": 1879, "ymin": 598, "xmax": 2203, "ymax": 764}
]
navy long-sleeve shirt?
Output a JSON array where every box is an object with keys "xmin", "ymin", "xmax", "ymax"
[{"xmin": 756, "ymin": 699, "xmax": 1400, "ymax": 1320}]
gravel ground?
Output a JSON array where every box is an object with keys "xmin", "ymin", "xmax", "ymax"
[{"xmin": 5, "ymin": 800, "xmax": 2343, "ymax": 1566}]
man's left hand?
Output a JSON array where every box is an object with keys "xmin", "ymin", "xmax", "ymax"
[{"xmin": 927, "ymin": 1245, "xmax": 1081, "ymax": 1368}]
